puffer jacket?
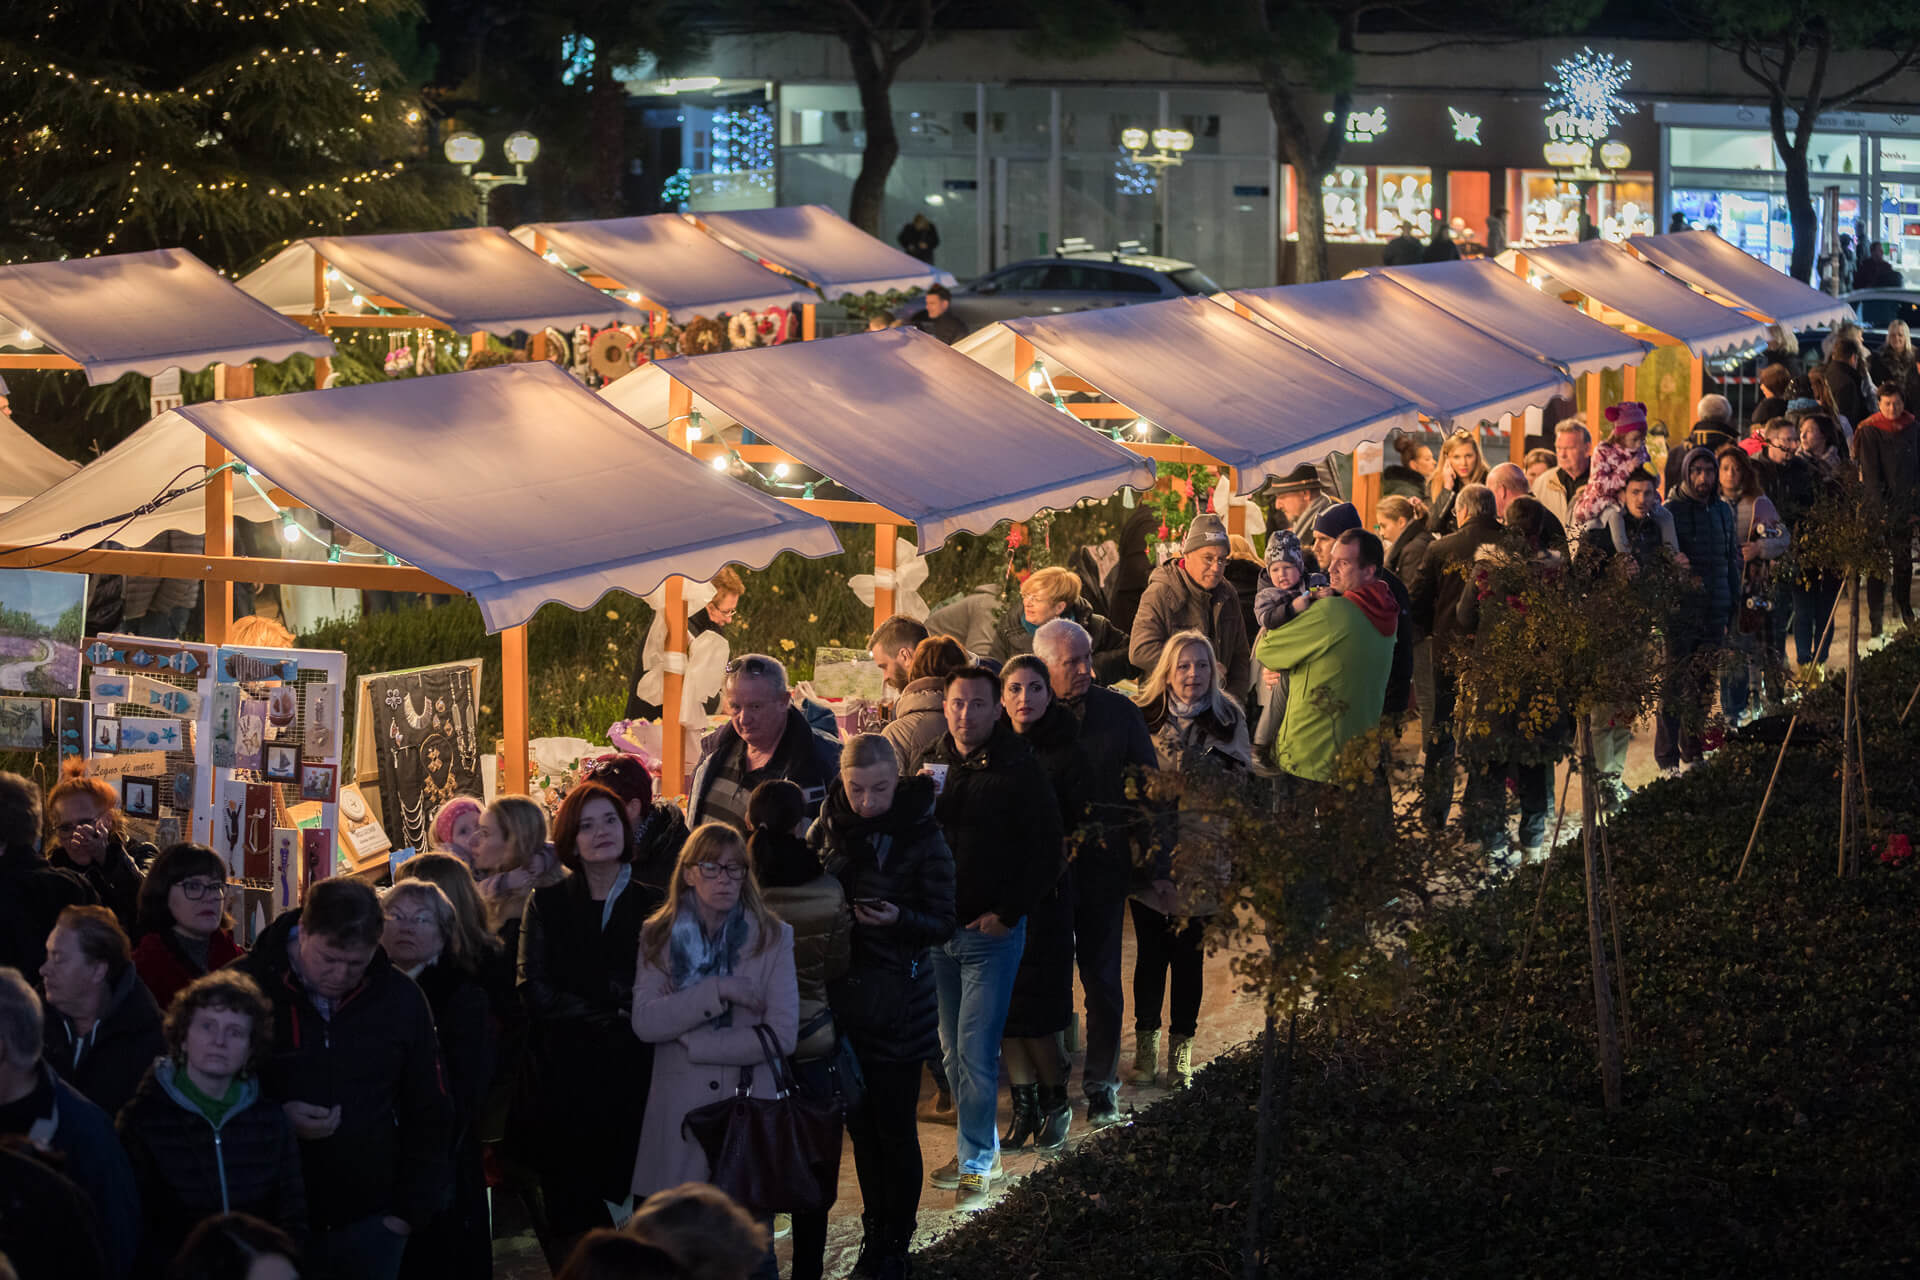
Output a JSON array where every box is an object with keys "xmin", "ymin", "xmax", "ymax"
[
  {"xmin": 117, "ymin": 1059, "xmax": 307, "ymax": 1270},
  {"xmin": 923, "ymin": 720, "xmax": 1066, "ymax": 929},
  {"xmin": 809, "ymin": 776, "xmax": 956, "ymax": 1065},
  {"xmin": 880, "ymin": 677, "xmax": 947, "ymax": 776},
  {"xmin": 44, "ymin": 963, "xmax": 165, "ymax": 1119},
  {"xmin": 1666, "ymin": 467, "xmax": 1743, "ymax": 639},
  {"xmin": 629, "ymin": 800, "xmax": 691, "ymax": 892},
  {"xmin": 761, "ymin": 873, "xmax": 853, "ymax": 1060},
  {"xmin": 1138, "ymin": 694, "xmax": 1252, "ymax": 916},
  {"xmin": 121, "ymin": 531, "xmax": 204, "ymax": 620},
  {"xmin": 1128, "ymin": 560, "xmax": 1253, "ymax": 698},
  {"xmin": 990, "ymin": 595, "xmax": 1133, "ymax": 684}
]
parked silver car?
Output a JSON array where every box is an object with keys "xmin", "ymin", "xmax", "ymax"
[
  {"xmin": 902, "ymin": 240, "xmax": 1223, "ymax": 333},
  {"xmin": 1843, "ymin": 287, "xmax": 1920, "ymax": 341}
]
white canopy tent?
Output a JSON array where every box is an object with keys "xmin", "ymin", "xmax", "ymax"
[
  {"xmin": 1003, "ymin": 297, "xmax": 1418, "ymax": 493},
  {"xmin": 1365, "ymin": 259, "xmax": 1656, "ymax": 380},
  {"xmin": 0, "ymin": 248, "xmax": 334, "ymax": 383},
  {"xmin": 653, "ymin": 327, "xmax": 1156, "ymax": 547},
  {"xmin": 512, "ymin": 216, "xmax": 816, "ymax": 323},
  {"xmin": 0, "ymin": 418, "xmax": 78, "ymax": 513},
  {"xmin": 1626, "ymin": 230, "xmax": 1857, "ymax": 331},
  {"xmin": 1228, "ymin": 277, "xmax": 1571, "ymax": 426},
  {"xmin": 598, "ymin": 360, "xmax": 734, "ymax": 432},
  {"xmin": 693, "ymin": 205, "xmax": 955, "ymax": 299},
  {"xmin": 154, "ymin": 361, "xmax": 842, "ymax": 633},
  {"xmin": 1508, "ymin": 239, "xmax": 1774, "ymax": 357},
  {"xmin": 238, "ymin": 227, "xmax": 646, "ymax": 334}
]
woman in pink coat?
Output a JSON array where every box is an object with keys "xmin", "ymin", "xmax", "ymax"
[{"xmin": 631, "ymin": 821, "xmax": 798, "ymax": 1205}]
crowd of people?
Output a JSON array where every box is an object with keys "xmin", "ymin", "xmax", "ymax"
[{"xmin": 3, "ymin": 341, "xmax": 1912, "ymax": 1278}]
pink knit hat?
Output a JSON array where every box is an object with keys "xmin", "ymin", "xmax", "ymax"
[
  {"xmin": 1604, "ymin": 401, "xmax": 1648, "ymax": 436},
  {"xmin": 429, "ymin": 795, "xmax": 483, "ymax": 851}
]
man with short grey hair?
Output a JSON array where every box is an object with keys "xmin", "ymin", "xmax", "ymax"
[
  {"xmin": 688, "ymin": 653, "xmax": 841, "ymax": 833},
  {"xmin": 1490, "ymin": 462, "xmax": 1567, "ymax": 549},
  {"xmin": 0, "ymin": 964, "xmax": 139, "ymax": 1276},
  {"xmin": 1532, "ymin": 420, "xmax": 1592, "ymax": 525},
  {"xmin": 1034, "ymin": 618, "xmax": 1156, "ymax": 1127}
]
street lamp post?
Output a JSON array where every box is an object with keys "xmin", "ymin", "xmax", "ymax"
[
  {"xmin": 1122, "ymin": 126, "xmax": 1195, "ymax": 257},
  {"xmin": 444, "ymin": 130, "xmax": 541, "ymax": 226}
]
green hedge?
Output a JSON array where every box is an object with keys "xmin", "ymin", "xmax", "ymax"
[{"xmin": 915, "ymin": 636, "xmax": 1920, "ymax": 1276}]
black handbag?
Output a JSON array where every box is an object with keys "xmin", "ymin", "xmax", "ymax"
[
  {"xmin": 680, "ymin": 1023, "xmax": 844, "ymax": 1216},
  {"xmin": 789, "ymin": 1008, "xmax": 867, "ymax": 1116}
]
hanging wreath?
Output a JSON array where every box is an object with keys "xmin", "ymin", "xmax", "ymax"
[
  {"xmin": 681, "ymin": 315, "xmax": 727, "ymax": 355},
  {"xmin": 726, "ymin": 311, "xmax": 761, "ymax": 350},
  {"xmin": 759, "ymin": 306, "xmax": 793, "ymax": 345}
]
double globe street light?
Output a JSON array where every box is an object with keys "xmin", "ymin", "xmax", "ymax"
[
  {"xmin": 1122, "ymin": 126, "xmax": 1195, "ymax": 257},
  {"xmin": 443, "ymin": 129, "xmax": 541, "ymax": 225}
]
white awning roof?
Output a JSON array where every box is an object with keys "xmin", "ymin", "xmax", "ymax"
[
  {"xmin": 512, "ymin": 216, "xmax": 816, "ymax": 323},
  {"xmin": 1227, "ymin": 277, "xmax": 1570, "ymax": 426},
  {"xmin": 0, "ymin": 419, "xmax": 78, "ymax": 513},
  {"xmin": 1365, "ymin": 259, "xmax": 1655, "ymax": 379},
  {"xmin": 693, "ymin": 206, "xmax": 955, "ymax": 299},
  {"xmin": 1003, "ymin": 297, "xmax": 1418, "ymax": 493},
  {"xmin": 951, "ymin": 321, "xmax": 1019, "ymax": 379},
  {"xmin": 597, "ymin": 362, "xmax": 735, "ymax": 434},
  {"xmin": 238, "ymin": 228, "xmax": 646, "ymax": 335},
  {"xmin": 0, "ymin": 249, "xmax": 335, "ymax": 384},
  {"xmin": 1627, "ymin": 230, "xmax": 1857, "ymax": 331},
  {"xmin": 151, "ymin": 362, "xmax": 843, "ymax": 631},
  {"xmin": 0, "ymin": 412, "xmax": 277, "ymax": 541},
  {"xmin": 653, "ymin": 327, "xmax": 1156, "ymax": 548},
  {"xmin": 1511, "ymin": 239, "xmax": 1774, "ymax": 357}
]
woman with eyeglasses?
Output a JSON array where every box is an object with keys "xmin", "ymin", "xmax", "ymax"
[
  {"xmin": 132, "ymin": 843, "xmax": 245, "ymax": 1009},
  {"xmin": 381, "ymin": 876, "xmax": 496, "ymax": 1280},
  {"xmin": 1427, "ymin": 430, "xmax": 1489, "ymax": 537},
  {"xmin": 631, "ymin": 822, "xmax": 796, "ymax": 1267},
  {"xmin": 518, "ymin": 781, "xmax": 667, "ymax": 1266},
  {"xmin": 46, "ymin": 758, "xmax": 152, "ymax": 935}
]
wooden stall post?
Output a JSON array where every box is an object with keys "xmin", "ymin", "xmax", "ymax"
[
  {"xmin": 660, "ymin": 377, "xmax": 697, "ymax": 797},
  {"xmin": 311, "ymin": 254, "xmax": 332, "ymax": 390},
  {"xmin": 802, "ymin": 303, "xmax": 817, "ymax": 342},
  {"xmin": 1688, "ymin": 356, "xmax": 1704, "ymax": 413},
  {"xmin": 204, "ymin": 363, "xmax": 254, "ymax": 646},
  {"xmin": 1509, "ymin": 409, "xmax": 1527, "ymax": 464},
  {"xmin": 1353, "ymin": 442, "xmax": 1382, "ymax": 529},
  {"xmin": 500, "ymin": 624, "xmax": 530, "ymax": 794},
  {"xmin": 873, "ymin": 524, "xmax": 898, "ymax": 625},
  {"xmin": 1586, "ymin": 368, "xmax": 1605, "ymax": 424},
  {"xmin": 1623, "ymin": 363, "xmax": 1638, "ymax": 404}
]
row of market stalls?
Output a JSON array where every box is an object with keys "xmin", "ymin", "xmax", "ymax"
[{"xmin": 0, "ymin": 210, "xmax": 1854, "ymax": 799}]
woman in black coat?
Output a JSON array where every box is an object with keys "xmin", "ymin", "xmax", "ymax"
[
  {"xmin": 996, "ymin": 656, "xmax": 1089, "ymax": 1151},
  {"xmin": 517, "ymin": 782, "xmax": 665, "ymax": 1268},
  {"xmin": 810, "ymin": 736, "xmax": 956, "ymax": 1280}
]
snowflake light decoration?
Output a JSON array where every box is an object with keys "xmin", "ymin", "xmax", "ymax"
[{"xmin": 1544, "ymin": 47, "xmax": 1636, "ymax": 144}]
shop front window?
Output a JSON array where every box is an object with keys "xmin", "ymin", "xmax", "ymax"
[
  {"xmin": 1517, "ymin": 171, "xmax": 1585, "ymax": 244},
  {"xmin": 1321, "ymin": 166, "xmax": 1371, "ymax": 240},
  {"xmin": 1376, "ymin": 167, "xmax": 1434, "ymax": 239}
]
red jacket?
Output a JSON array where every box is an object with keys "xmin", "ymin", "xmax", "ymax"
[{"xmin": 133, "ymin": 928, "xmax": 245, "ymax": 1009}]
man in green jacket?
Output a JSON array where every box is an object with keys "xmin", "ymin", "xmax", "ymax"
[{"xmin": 1254, "ymin": 529, "xmax": 1398, "ymax": 784}]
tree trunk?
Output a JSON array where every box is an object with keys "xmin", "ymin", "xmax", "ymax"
[
  {"xmin": 588, "ymin": 46, "xmax": 625, "ymax": 217},
  {"xmin": 844, "ymin": 36, "xmax": 899, "ymax": 236},
  {"xmin": 1578, "ymin": 717, "xmax": 1623, "ymax": 1111},
  {"xmin": 1782, "ymin": 133, "xmax": 1819, "ymax": 285}
]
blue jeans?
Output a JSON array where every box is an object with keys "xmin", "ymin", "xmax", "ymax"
[
  {"xmin": 310, "ymin": 1214, "xmax": 408, "ymax": 1280},
  {"xmin": 932, "ymin": 919, "xmax": 1026, "ymax": 1176}
]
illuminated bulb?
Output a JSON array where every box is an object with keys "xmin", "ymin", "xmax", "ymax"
[
  {"xmin": 686, "ymin": 424, "xmax": 704, "ymax": 441},
  {"xmin": 773, "ymin": 463, "xmax": 790, "ymax": 478},
  {"xmin": 1132, "ymin": 418, "xmax": 1151, "ymax": 435},
  {"xmin": 280, "ymin": 514, "xmax": 301, "ymax": 544},
  {"xmin": 625, "ymin": 292, "xmax": 640, "ymax": 303},
  {"xmin": 710, "ymin": 455, "xmax": 728, "ymax": 471},
  {"xmin": 16, "ymin": 329, "xmax": 32, "ymax": 343},
  {"xmin": 1026, "ymin": 358, "xmax": 1047, "ymax": 392},
  {"xmin": 350, "ymin": 294, "xmax": 366, "ymax": 309}
]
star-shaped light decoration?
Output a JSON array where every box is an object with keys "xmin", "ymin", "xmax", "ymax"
[{"xmin": 1449, "ymin": 107, "xmax": 1483, "ymax": 145}]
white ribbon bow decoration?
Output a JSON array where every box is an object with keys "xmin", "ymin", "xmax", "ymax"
[
  {"xmin": 633, "ymin": 578, "xmax": 730, "ymax": 717},
  {"xmin": 848, "ymin": 536, "xmax": 930, "ymax": 621},
  {"xmin": 1211, "ymin": 474, "xmax": 1267, "ymax": 538}
]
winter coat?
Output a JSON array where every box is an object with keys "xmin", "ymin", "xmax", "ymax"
[
  {"xmin": 687, "ymin": 704, "xmax": 842, "ymax": 833},
  {"xmin": 1817, "ymin": 359, "xmax": 1873, "ymax": 427},
  {"xmin": 1870, "ymin": 345, "xmax": 1920, "ymax": 409},
  {"xmin": 1385, "ymin": 516, "xmax": 1434, "ymax": 594},
  {"xmin": 1377, "ymin": 566, "xmax": 1416, "ymax": 718},
  {"xmin": 48, "ymin": 835, "xmax": 148, "ymax": 937},
  {"xmin": 1223, "ymin": 558, "xmax": 1264, "ymax": 659},
  {"xmin": 810, "ymin": 775, "xmax": 956, "ymax": 1065},
  {"xmin": 880, "ymin": 677, "xmax": 947, "ymax": 777},
  {"xmin": 990, "ymin": 595, "xmax": 1133, "ymax": 684},
  {"xmin": 910, "ymin": 307, "xmax": 967, "ymax": 344},
  {"xmin": 44, "ymin": 965, "xmax": 165, "ymax": 1119},
  {"xmin": 1662, "ymin": 423, "xmax": 1740, "ymax": 493},
  {"xmin": 0, "ymin": 1139, "xmax": 110, "ymax": 1280},
  {"xmin": 630, "ymin": 915, "xmax": 798, "ymax": 1197},
  {"xmin": 1427, "ymin": 475, "xmax": 1480, "ymax": 538},
  {"xmin": 630, "ymin": 800, "xmax": 692, "ymax": 893},
  {"xmin": 0, "ymin": 848, "xmax": 96, "ymax": 975},
  {"xmin": 1381, "ymin": 233, "xmax": 1424, "ymax": 267},
  {"xmin": 1106, "ymin": 508, "xmax": 1159, "ymax": 636},
  {"xmin": 923, "ymin": 719, "xmax": 1066, "ymax": 929},
  {"xmin": 1409, "ymin": 514, "xmax": 1507, "ymax": 662},
  {"xmin": 117, "ymin": 1060, "xmax": 307, "ymax": 1270},
  {"xmin": 1057, "ymin": 683, "xmax": 1158, "ymax": 902},
  {"xmin": 121, "ymin": 531, "xmax": 204, "ymax": 621},
  {"xmin": 1129, "ymin": 560, "xmax": 1254, "ymax": 698},
  {"xmin": 1138, "ymin": 694, "xmax": 1251, "ymax": 915},
  {"xmin": 234, "ymin": 908, "xmax": 453, "ymax": 1232},
  {"xmin": 1530, "ymin": 466, "xmax": 1589, "ymax": 527},
  {"xmin": 404, "ymin": 957, "xmax": 495, "ymax": 1280},
  {"xmin": 518, "ymin": 871, "xmax": 665, "ymax": 1202},
  {"xmin": 1289, "ymin": 493, "xmax": 1333, "ymax": 543},
  {"xmin": 1855, "ymin": 410, "xmax": 1920, "ymax": 516},
  {"xmin": 761, "ymin": 874, "xmax": 852, "ymax": 1060},
  {"xmin": 132, "ymin": 927, "xmax": 244, "ymax": 1010},
  {"xmin": 1004, "ymin": 701, "xmax": 1088, "ymax": 1036},
  {"xmin": 3, "ymin": 1064, "xmax": 139, "ymax": 1278},
  {"xmin": 1665, "ymin": 480, "xmax": 1743, "ymax": 640},
  {"xmin": 926, "ymin": 583, "xmax": 1004, "ymax": 657},
  {"xmin": 1254, "ymin": 580, "xmax": 1398, "ymax": 783},
  {"xmin": 1757, "ymin": 452, "xmax": 1823, "ymax": 531},
  {"xmin": 1580, "ymin": 509, "xmax": 1669, "ymax": 573}
]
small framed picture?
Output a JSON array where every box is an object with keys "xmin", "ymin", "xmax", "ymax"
[
  {"xmin": 299, "ymin": 761, "xmax": 338, "ymax": 803},
  {"xmin": 92, "ymin": 716, "xmax": 120, "ymax": 753},
  {"xmin": 263, "ymin": 743, "xmax": 301, "ymax": 783},
  {"xmin": 121, "ymin": 775, "xmax": 158, "ymax": 818}
]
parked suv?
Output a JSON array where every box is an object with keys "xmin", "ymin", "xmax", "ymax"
[{"xmin": 901, "ymin": 240, "xmax": 1223, "ymax": 333}]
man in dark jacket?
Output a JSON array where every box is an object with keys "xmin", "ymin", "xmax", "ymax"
[
  {"xmin": 909, "ymin": 285, "xmax": 967, "ymax": 344},
  {"xmin": 1381, "ymin": 222, "xmax": 1423, "ymax": 267},
  {"xmin": 0, "ymin": 965, "xmax": 139, "ymax": 1278},
  {"xmin": 921, "ymin": 667, "xmax": 1063, "ymax": 1211},
  {"xmin": 236, "ymin": 880, "xmax": 452, "ymax": 1280},
  {"xmin": 1748, "ymin": 363, "xmax": 1793, "ymax": 430},
  {"xmin": 1129, "ymin": 514, "xmax": 1253, "ymax": 698},
  {"xmin": 1409, "ymin": 484, "xmax": 1506, "ymax": 827},
  {"xmin": 1034, "ymin": 617, "xmax": 1156, "ymax": 1126},
  {"xmin": 0, "ymin": 772, "xmax": 96, "ymax": 975},
  {"xmin": 39, "ymin": 906, "xmax": 164, "ymax": 1118},
  {"xmin": 0, "ymin": 1136, "xmax": 113, "ymax": 1280},
  {"xmin": 1816, "ymin": 336, "xmax": 1873, "ymax": 429},
  {"xmin": 1855, "ymin": 384, "xmax": 1920, "ymax": 637},
  {"xmin": 1662, "ymin": 397, "xmax": 1740, "ymax": 494},
  {"xmin": 1659, "ymin": 446, "xmax": 1743, "ymax": 773},
  {"xmin": 687, "ymin": 653, "xmax": 842, "ymax": 835},
  {"xmin": 1271, "ymin": 464, "xmax": 1333, "ymax": 544}
]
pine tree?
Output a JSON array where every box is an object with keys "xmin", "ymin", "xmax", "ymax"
[{"xmin": 1, "ymin": 0, "xmax": 468, "ymax": 270}]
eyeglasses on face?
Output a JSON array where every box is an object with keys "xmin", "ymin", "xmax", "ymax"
[
  {"xmin": 176, "ymin": 878, "xmax": 234, "ymax": 901},
  {"xmin": 384, "ymin": 910, "xmax": 438, "ymax": 928},
  {"xmin": 694, "ymin": 861, "xmax": 749, "ymax": 882}
]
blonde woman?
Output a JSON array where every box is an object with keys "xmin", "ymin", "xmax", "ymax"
[
  {"xmin": 988, "ymin": 564, "xmax": 1129, "ymax": 679},
  {"xmin": 631, "ymin": 823, "xmax": 797, "ymax": 1213},
  {"xmin": 1426, "ymin": 429, "xmax": 1489, "ymax": 537},
  {"xmin": 469, "ymin": 795, "xmax": 560, "ymax": 945},
  {"xmin": 1127, "ymin": 631, "xmax": 1250, "ymax": 1090},
  {"xmin": 1872, "ymin": 318, "xmax": 1920, "ymax": 407}
]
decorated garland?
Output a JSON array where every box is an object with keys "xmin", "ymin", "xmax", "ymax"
[{"xmin": 680, "ymin": 315, "xmax": 727, "ymax": 355}]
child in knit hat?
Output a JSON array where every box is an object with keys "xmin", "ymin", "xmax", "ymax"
[
  {"xmin": 1250, "ymin": 530, "xmax": 1310, "ymax": 762},
  {"xmin": 1569, "ymin": 401, "xmax": 1680, "ymax": 555}
]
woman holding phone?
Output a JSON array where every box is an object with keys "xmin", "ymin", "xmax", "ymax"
[{"xmin": 810, "ymin": 734, "xmax": 956, "ymax": 1279}]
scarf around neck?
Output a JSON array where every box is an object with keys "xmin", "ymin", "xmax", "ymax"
[{"xmin": 669, "ymin": 902, "xmax": 750, "ymax": 1025}]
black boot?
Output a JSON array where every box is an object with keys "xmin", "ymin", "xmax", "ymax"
[
  {"xmin": 1002, "ymin": 1082, "xmax": 1041, "ymax": 1150},
  {"xmin": 1034, "ymin": 1083, "xmax": 1072, "ymax": 1150},
  {"xmin": 850, "ymin": 1213, "xmax": 885, "ymax": 1279},
  {"xmin": 873, "ymin": 1219, "xmax": 915, "ymax": 1280}
]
